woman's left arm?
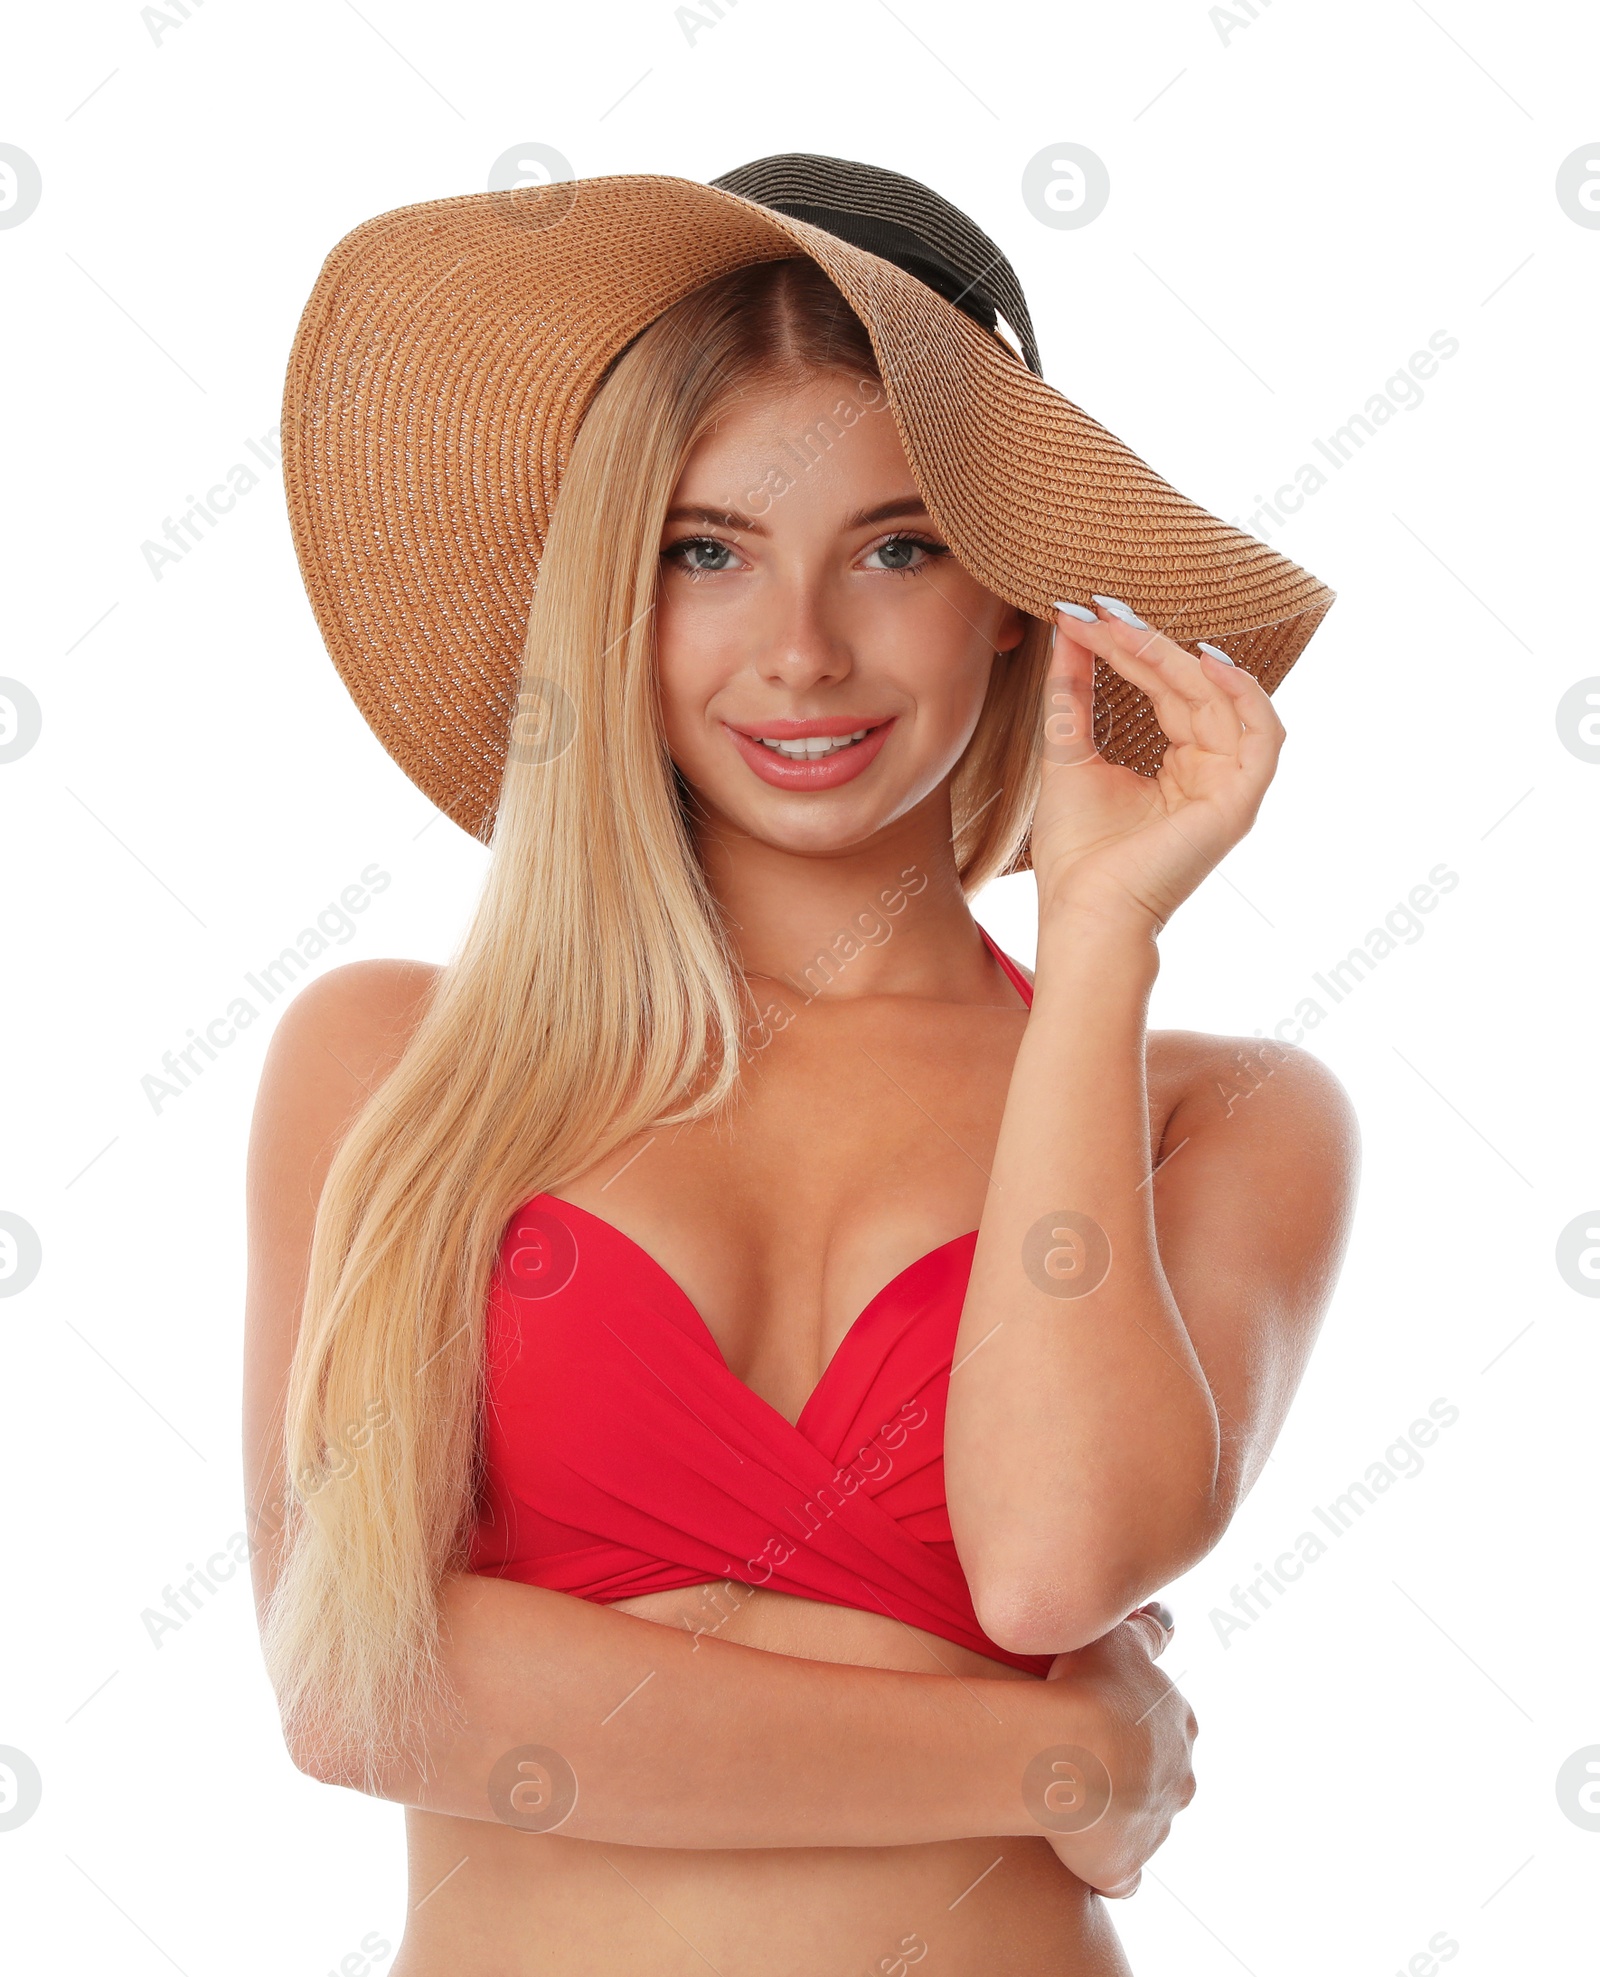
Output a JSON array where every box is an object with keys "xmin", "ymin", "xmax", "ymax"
[{"xmin": 945, "ymin": 604, "xmax": 1360, "ymax": 1656}]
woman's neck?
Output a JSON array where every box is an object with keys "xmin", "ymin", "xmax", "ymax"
[{"xmin": 692, "ymin": 796, "xmax": 1012, "ymax": 1006}]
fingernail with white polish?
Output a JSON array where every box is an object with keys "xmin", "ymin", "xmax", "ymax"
[
  {"xmin": 1092, "ymin": 594, "xmax": 1150, "ymax": 628},
  {"xmin": 1052, "ymin": 599, "xmax": 1098, "ymax": 622},
  {"xmin": 1197, "ymin": 641, "xmax": 1235, "ymax": 667}
]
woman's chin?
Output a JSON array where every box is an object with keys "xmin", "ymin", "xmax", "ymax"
[
  {"xmin": 676, "ymin": 770, "xmax": 885, "ymax": 851},
  {"xmin": 721, "ymin": 806, "xmax": 903, "ymax": 861}
]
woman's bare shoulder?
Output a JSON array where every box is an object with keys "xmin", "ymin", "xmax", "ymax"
[
  {"xmin": 277, "ymin": 954, "xmax": 440, "ymax": 1055},
  {"xmin": 1147, "ymin": 1026, "xmax": 1357, "ymax": 1154},
  {"xmin": 241, "ymin": 957, "xmax": 445, "ymax": 1628},
  {"xmin": 250, "ymin": 957, "xmax": 443, "ymax": 1151}
]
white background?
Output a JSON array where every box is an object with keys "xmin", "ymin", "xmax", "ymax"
[{"xmin": 3, "ymin": 2, "xmax": 1596, "ymax": 1972}]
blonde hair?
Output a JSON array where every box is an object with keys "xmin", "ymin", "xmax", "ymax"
[{"xmin": 259, "ymin": 258, "xmax": 1055, "ymax": 1785}]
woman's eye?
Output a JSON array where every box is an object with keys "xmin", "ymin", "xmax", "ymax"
[
  {"xmin": 665, "ymin": 536, "xmax": 738, "ymax": 574},
  {"xmin": 863, "ymin": 534, "xmax": 949, "ymax": 573}
]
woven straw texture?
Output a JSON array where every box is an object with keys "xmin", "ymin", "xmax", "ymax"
[{"xmin": 282, "ymin": 173, "xmax": 1335, "ymax": 846}]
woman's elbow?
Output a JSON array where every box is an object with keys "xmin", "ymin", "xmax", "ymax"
[
  {"xmin": 973, "ymin": 1578, "xmax": 1131, "ymax": 1658},
  {"xmin": 282, "ymin": 1707, "xmax": 378, "ymax": 1793},
  {"xmin": 286, "ymin": 1720, "xmax": 344, "ymax": 1785}
]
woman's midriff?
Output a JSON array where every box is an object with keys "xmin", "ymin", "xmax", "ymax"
[{"xmin": 391, "ymin": 1585, "xmax": 1131, "ymax": 1977}]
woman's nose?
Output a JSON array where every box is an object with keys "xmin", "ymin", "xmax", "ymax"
[{"xmin": 754, "ymin": 579, "xmax": 854, "ymax": 688}]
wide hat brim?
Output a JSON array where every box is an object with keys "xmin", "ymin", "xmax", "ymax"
[{"xmin": 282, "ymin": 173, "xmax": 1335, "ymax": 852}]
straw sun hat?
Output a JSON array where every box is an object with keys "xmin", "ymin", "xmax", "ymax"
[{"xmin": 281, "ymin": 151, "xmax": 1335, "ymax": 851}]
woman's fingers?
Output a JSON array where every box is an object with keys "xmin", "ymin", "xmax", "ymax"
[
  {"xmin": 1042, "ymin": 617, "xmax": 1101, "ymax": 769},
  {"xmin": 1053, "ymin": 599, "xmax": 1207, "ymax": 701},
  {"xmin": 1053, "ymin": 602, "xmax": 1245, "ymax": 758},
  {"xmin": 1195, "ymin": 634, "xmax": 1288, "ymax": 781},
  {"xmin": 1116, "ymin": 617, "xmax": 1245, "ymax": 757}
]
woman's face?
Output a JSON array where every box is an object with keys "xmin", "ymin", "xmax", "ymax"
[{"xmin": 655, "ymin": 370, "xmax": 1026, "ymax": 858}]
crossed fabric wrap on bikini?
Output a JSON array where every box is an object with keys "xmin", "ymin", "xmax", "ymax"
[{"xmin": 468, "ymin": 930, "xmax": 1053, "ymax": 1679}]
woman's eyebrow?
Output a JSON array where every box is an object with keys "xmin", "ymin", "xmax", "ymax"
[
  {"xmin": 664, "ymin": 504, "xmax": 768, "ymax": 535},
  {"xmin": 661, "ymin": 494, "xmax": 932, "ymax": 536},
  {"xmin": 843, "ymin": 496, "xmax": 931, "ymax": 529}
]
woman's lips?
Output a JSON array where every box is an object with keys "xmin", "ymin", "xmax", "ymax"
[{"xmin": 724, "ymin": 718, "xmax": 896, "ymax": 790}]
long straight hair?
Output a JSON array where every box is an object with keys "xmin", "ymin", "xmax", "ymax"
[{"xmin": 259, "ymin": 258, "xmax": 1055, "ymax": 1786}]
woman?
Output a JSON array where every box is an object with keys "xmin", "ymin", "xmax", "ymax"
[{"xmin": 244, "ymin": 158, "xmax": 1358, "ymax": 1974}]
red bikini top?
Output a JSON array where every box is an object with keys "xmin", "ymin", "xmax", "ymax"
[{"xmin": 468, "ymin": 926, "xmax": 1053, "ymax": 1677}]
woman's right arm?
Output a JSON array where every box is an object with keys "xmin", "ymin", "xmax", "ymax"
[{"xmin": 243, "ymin": 960, "xmax": 1193, "ymax": 1873}]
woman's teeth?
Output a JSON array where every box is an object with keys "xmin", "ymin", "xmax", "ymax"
[{"xmin": 757, "ymin": 729, "xmax": 870, "ymax": 760}]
